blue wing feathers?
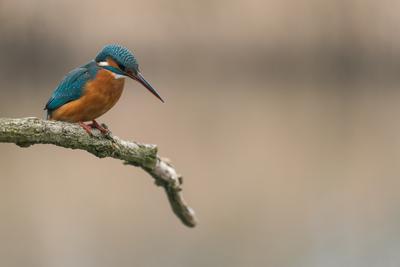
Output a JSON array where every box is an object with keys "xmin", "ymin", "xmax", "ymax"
[
  {"xmin": 45, "ymin": 68, "xmax": 87, "ymax": 111},
  {"xmin": 45, "ymin": 61, "xmax": 98, "ymax": 112}
]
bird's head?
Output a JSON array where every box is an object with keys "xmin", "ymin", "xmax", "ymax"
[{"xmin": 95, "ymin": 44, "xmax": 164, "ymax": 102}]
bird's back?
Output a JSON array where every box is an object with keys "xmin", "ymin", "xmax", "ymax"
[{"xmin": 45, "ymin": 61, "xmax": 99, "ymax": 114}]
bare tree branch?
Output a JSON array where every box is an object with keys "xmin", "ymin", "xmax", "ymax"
[{"xmin": 0, "ymin": 117, "xmax": 197, "ymax": 227}]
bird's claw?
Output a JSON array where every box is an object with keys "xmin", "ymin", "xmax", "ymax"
[
  {"xmin": 89, "ymin": 120, "xmax": 110, "ymax": 135},
  {"xmin": 79, "ymin": 120, "xmax": 111, "ymax": 137},
  {"xmin": 79, "ymin": 121, "xmax": 94, "ymax": 136}
]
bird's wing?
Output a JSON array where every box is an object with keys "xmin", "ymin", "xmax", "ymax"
[{"xmin": 45, "ymin": 64, "xmax": 95, "ymax": 111}]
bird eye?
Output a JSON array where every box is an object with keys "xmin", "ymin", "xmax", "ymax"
[{"xmin": 117, "ymin": 63, "xmax": 126, "ymax": 72}]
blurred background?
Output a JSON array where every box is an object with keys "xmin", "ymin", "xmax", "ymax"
[{"xmin": 1, "ymin": 0, "xmax": 400, "ymax": 266}]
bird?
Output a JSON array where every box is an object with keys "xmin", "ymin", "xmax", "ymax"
[{"xmin": 44, "ymin": 44, "xmax": 164, "ymax": 135}]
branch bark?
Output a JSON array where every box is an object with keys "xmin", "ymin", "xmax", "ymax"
[{"xmin": 0, "ymin": 117, "xmax": 197, "ymax": 227}]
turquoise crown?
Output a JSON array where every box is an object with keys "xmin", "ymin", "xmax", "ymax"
[{"xmin": 95, "ymin": 44, "xmax": 139, "ymax": 72}]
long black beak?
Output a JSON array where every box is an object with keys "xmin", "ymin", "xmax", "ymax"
[{"xmin": 128, "ymin": 72, "xmax": 164, "ymax": 103}]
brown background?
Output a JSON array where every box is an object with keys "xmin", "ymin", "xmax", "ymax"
[{"xmin": 1, "ymin": 0, "xmax": 400, "ymax": 266}]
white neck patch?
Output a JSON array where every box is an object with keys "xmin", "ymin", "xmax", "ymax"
[
  {"xmin": 98, "ymin": 61, "xmax": 109, "ymax": 66},
  {"xmin": 98, "ymin": 61, "xmax": 126, "ymax": 79}
]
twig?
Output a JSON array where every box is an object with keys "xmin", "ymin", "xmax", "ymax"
[{"xmin": 0, "ymin": 117, "xmax": 197, "ymax": 227}]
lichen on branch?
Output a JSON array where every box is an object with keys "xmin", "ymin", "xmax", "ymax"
[{"xmin": 0, "ymin": 117, "xmax": 197, "ymax": 227}]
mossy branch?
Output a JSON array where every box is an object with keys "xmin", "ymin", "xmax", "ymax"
[{"xmin": 0, "ymin": 117, "xmax": 197, "ymax": 227}]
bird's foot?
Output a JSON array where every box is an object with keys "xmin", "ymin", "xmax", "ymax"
[
  {"xmin": 78, "ymin": 121, "xmax": 111, "ymax": 136},
  {"xmin": 89, "ymin": 120, "xmax": 110, "ymax": 135},
  {"xmin": 79, "ymin": 121, "xmax": 94, "ymax": 136}
]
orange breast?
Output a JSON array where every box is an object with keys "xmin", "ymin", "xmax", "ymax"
[{"xmin": 50, "ymin": 69, "xmax": 125, "ymax": 122}]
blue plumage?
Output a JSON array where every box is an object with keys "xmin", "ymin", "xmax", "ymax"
[
  {"xmin": 95, "ymin": 44, "xmax": 139, "ymax": 73},
  {"xmin": 45, "ymin": 61, "xmax": 99, "ymax": 113},
  {"xmin": 45, "ymin": 45, "xmax": 139, "ymax": 115},
  {"xmin": 44, "ymin": 43, "xmax": 163, "ymax": 129}
]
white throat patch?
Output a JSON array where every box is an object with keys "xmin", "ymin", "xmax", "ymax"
[{"xmin": 110, "ymin": 72, "xmax": 126, "ymax": 79}]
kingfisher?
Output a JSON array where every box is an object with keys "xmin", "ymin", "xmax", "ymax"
[{"xmin": 44, "ymin": 44, "xmax": 164, "ymax": 135}]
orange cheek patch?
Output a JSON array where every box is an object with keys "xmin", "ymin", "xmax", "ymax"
[{"xmin": 106, "ymin": 57, "xmax": 120, "ymax": 68}]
